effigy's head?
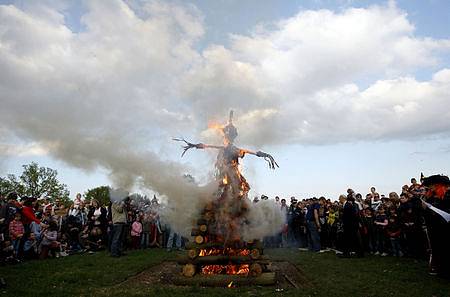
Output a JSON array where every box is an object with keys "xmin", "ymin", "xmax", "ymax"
[{"xmin": 223, "ymin": 122, "xmax": 238, "ymax": 145}]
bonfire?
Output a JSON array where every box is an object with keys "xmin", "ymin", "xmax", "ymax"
[{"xmin": 173, "ymin": 111, "xmax": 279, "ymax": 285}]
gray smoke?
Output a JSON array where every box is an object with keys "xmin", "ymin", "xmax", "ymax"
[
  {"xmin": 109, "ymin": 188, "xmax": 129, "ymax": 203},
  {"xmin": 242, "ymin": 200, "xmax": 285, "ymax": 241}
]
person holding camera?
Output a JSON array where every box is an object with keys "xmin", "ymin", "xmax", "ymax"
[{"xmin": 110, "ymin": 197, "xmax": 130, "ymax": 257}]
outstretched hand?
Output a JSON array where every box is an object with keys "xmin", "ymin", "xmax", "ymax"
[
  {"xmin": 256, "ymin": 151, "xmax": 279, "ymax": 169},
  {"xmin": 173, "ymin": 138, "xmax": 205, "ymax": 157}
]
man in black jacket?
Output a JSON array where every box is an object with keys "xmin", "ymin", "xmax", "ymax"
[
  {"xmin": 341, "ymin": 191, "xmax": 364, "ymax": 258},
  {"xmin": 420, "ymin": 175, "xmax": 450, "ymax": 278}
]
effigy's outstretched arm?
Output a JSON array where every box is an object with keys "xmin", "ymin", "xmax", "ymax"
[
  {"xmin": 242, "ymin": 149, "xmax": 279, "ymax": 170},
  {"xmin": 173, "ymin": 138, "xmax": 223, "ymax": 157}
]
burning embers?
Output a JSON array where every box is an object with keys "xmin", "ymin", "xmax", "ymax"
[
  {"xmin": 179, "ymin": 242, "xmax": 267, "ymax": 278},
  {"xmin": 201, "ymin": 264, "xmax": 249, "ymax": 275}
]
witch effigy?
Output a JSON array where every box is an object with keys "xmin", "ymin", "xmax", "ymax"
[
  {"xmin": 173, "ymin": 111, "xmax": 279, "ymax": 282},
  {"xmin": 174, "ymin": 110, "xmax": 278, "ymax": 245}
]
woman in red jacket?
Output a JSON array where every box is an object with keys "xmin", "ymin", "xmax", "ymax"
[{"xmin": 21, "ymin": 197, "xmax": 41, "ymax": 226}]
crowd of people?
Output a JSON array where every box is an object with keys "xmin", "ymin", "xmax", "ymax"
[
  {"xmin": 260, "ymin": 175, "xmax": 450, "ymax": 278},
  {"xmin": 1, "ymin": 174, "xmax": 449, "ymax": 278},
  {"xmin": 0, "ymin": 193, "xmax": 168, "ymax": 262}
]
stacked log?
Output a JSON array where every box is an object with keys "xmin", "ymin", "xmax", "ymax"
[{"xmin": 176, "ymin": 202, "xmax": 275, "ymax": 286}]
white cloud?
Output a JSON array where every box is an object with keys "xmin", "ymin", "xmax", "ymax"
[
  {"xmin": 0, "ymin": 0, "xmax": 449, "ymax": 189},
  {"xmin": 182, "ymin": 1, "xmax": 450, "ymax": 146}
]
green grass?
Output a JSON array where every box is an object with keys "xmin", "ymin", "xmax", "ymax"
[{"xmin": 0, "ymin": 249, "xmax": 448, "ymax": 297}]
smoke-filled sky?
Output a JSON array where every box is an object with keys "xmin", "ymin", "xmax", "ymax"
[{"xmin": 1, "ymin": 0, "xmax": 450, "ymax": 200}]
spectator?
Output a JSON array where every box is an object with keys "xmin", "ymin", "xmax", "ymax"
[
  {"xmin": 326, "ymin": 205, "xmax": 338, "ymax": 249},
  {"xmin": 296, "ymin": 202, "xmax": 307, "ymax": 249},
  {"xmin": 8, "ymin": 213, "xmax": 24, "ymax": 257},
  {"xmin": 420, "ymin": 175, "xmax": 450, "ymax": 278},
  {"xmin": 131, "ymin": 215, "xmax": 143, "ymax": 250},
  {"xmin": 386, "ymin": 215, "xmax": 403, "ymax": 257},
  {"xmin": 287, "ymin": 198, "xmax": 299, "ymax": 247},
  {"xmin": 110, "ymin": 197, "xmax": 129, "ymax": 257},
  {"xmin": 398, "ymin": 193, "xmax": 425, "ymax": 258},
  {"xmin": 341, "ymin": 195, "xmax": 363, "ymax": 257},
  {"xmin": 305, "ymin": 198, "xmax": 321, "ymax": 252},
  {"xmin": 64, "ymin": 214, "xmax": 83, "ymax": 252},
  {"xmin": 140, "ymin": 213, "xmax": 152, "ymax": 249},
  {"xmin": 374, "ymin": 206, "xmax": 388, "ymax": 256},
  {"xmin": 318, "ymin": 197, "xmax": 329, "ymax": 249},
  {"xmin": 166, "ymin": 226, "xmax": 182, "ymax": 252},
  {"xmin": 40, "ymin": 221, "xmax": 59, "ymax": 259},
  {"xmin": 360, "ymin": 208, "xmax": 375, "ymax": 253},
  {"xmin": 280, "ymin": 198, "xmax": 288, "ymax": 247},
  {"xmin": 87, "ymin": 199, "xmax": 107, "ymax": 251},
  {"xmin": 23, "ymin": 232, "xmax": 38, "ymax": 260},
  {"xmin": 148, "ymin": 204, "xmax": 162, "ymax": 247}
]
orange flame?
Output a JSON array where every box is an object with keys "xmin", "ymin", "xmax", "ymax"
[
  {"xmin": 202, "ymin": 265, "xmax": 223, "ymax": 275},
  {"xmin": 208, "ymin": 123, "xmax": 224, "ymax": 133},
  {"xmin": 201, "ymin": 264, "xmax": 250, "ymax": 276},
  {"xmin": 227, "ymin": 264, "xmax": 250, "ymax": 275}
]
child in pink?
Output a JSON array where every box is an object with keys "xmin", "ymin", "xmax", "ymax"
[
  {"xmin": 131, "ymin": 216, "xmax": 143, "ymax": 250},
  {"xmin": 9, "ymin": 213, "xmax": 24, "ymax": 256}
]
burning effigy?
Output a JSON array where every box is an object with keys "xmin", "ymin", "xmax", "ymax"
[{"xmin": 173, "ymin": 111, "xmax": 279, "ymax": 286}]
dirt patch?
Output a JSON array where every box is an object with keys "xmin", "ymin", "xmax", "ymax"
[
  {"xmin": 269, "ymin": 261, "xmax": 313, "ymax": 289},
  {"xmin": 124, "ymin": 260, "xmax": 313, "ymax": 289}
]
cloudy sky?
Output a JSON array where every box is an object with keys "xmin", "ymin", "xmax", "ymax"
[{"xmin": 1, "ymin": 0, "xmax": 449, "ymax": 200}]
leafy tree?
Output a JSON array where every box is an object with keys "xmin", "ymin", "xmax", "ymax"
[
  {"xmin": 0, "ymin": 175, "xmax": 19, "ymax": 197},
  {"xmin": 0, "ymin": 162, "xmax": 69, "ymax": 203},
  {"xmin": 84, "ymin": 186, "xmax": 111, "ymax": 206}
]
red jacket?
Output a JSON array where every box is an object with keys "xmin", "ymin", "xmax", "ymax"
[{"xmin": 21, "ymin": 206, "xmax": 40, "ymax": 225}]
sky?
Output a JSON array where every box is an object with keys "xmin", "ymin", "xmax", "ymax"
[{"xmin": 0, "ymin": 0, "xmax": 450, "ymax": 201}]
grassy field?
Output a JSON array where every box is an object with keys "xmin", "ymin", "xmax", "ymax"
[{"xmin": 0, "ymin": 249, "xmax": 448, "ymax": 297}]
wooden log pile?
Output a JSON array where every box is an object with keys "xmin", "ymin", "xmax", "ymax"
[{"xmin": 175, "ymin": 206, "xmax": 276, "ymax": 286}]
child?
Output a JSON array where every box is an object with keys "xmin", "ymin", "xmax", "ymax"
[
  {"xmin": 361, "ymin": 208, "xmax": 375, "ymax": 254},
  {"xmin": 8, "ymin": 213, "xmax": 24, "ymax": 257},
  {"xmin": 327, "ymin": 206, "xmax": 338, "ymax": 249},
  {"xmin": 140, "ymin": 213, "xmax": 151, "ymax": 249},
  {"xmin": 1, "ymin": 240, "xmax": 16, "ymax": 264},
  {"xmin": 374, "ymin": 207, "xmax": 388, "ymax": 256},
  {"xmin": 386, "ymin": 216, "xmax": 403, "ymax": 257},
  {"xmin": 131, "ymin": 216, "xmax": 143, "ymax": 250},
  {"xmin": 23, "ymin": 232, "xmax": 38, "ymax": 260},
  {"xmin": 40, "ymin": 221, "xmax": 59, "ymax": 259}
]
